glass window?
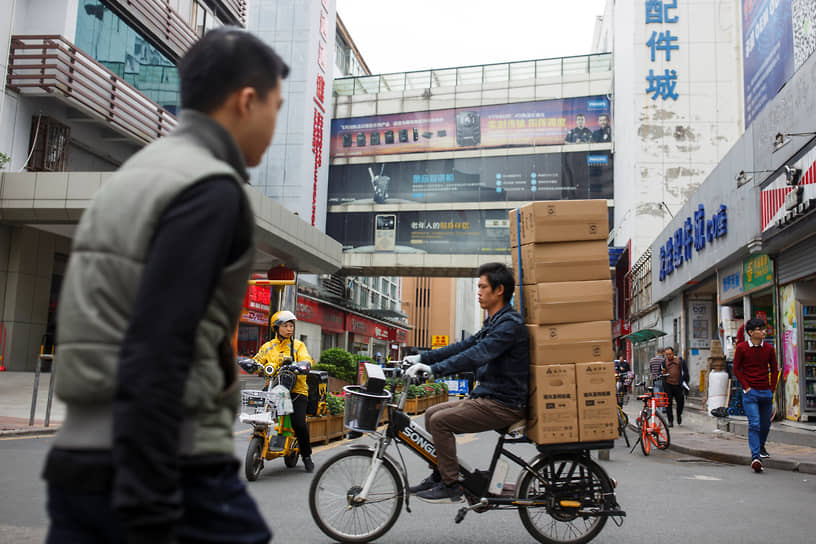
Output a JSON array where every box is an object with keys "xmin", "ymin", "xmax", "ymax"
[{"xmin": 76, "ymin": 1, "xmax": 180, "ymax": 114}]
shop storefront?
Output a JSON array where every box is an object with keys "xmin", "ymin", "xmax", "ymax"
[
  {"xmin": 760, "ymin": 145, "xmax": 816, "ymax": 421},
  {"xmin": 237, "ymin": 285, "xmax": 271, "ymax": 356},
  {"xmin": 296, "ymin": 295, "xmax": 346, "ymax": 353}
]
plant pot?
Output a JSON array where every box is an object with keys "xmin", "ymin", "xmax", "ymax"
[
  {"xmin": 405, "ymin": 398, "xmax": 419, "ymax": 414},
  {"xmin": 327, "ymin": 413, "xmax": 344, "ymax": 439},
  {"xmin": 307, "ymin": 415, "xmax": 328, "ymax": 445}
]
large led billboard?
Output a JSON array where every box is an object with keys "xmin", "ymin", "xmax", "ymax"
[
  {"xmin": 328, "ymin": 151, "xmax": 613, "ymax": 206},
  {"xmin": 330, "ymin": 96, "xmax": 611, "ymax": 158}
]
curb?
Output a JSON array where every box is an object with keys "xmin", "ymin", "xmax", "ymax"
[{"xmin": 0, "ymin": 426, "xmax": 59, "ymax": 437}]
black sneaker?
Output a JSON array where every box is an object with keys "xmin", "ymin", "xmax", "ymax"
[
  {"xmin": 415, "ymin": 481, "xmax": 464, "ymax": 503},
  {"xmin": 751, "ymin": 458, "xmax": 763, "ymax": 473},
  {"xmin": 303, "ymin": 457, "xmax": 314, "ymax": 473},
  {"xmin": 408, "ymin": 473, "xmax": 440, "ymax": 494},
  {"xmin": 760, "ymin": 447, "xmax": 770, "ymax": 459}
]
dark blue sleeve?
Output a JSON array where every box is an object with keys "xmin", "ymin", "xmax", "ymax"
[{"xmin": 111, "ymin": 177, "xmax": 248, "ymax": 538}]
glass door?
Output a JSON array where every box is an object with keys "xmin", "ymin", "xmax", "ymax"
[{"xmin": 802, "ymin": 305, "xmax": 816, "ymax": 415}]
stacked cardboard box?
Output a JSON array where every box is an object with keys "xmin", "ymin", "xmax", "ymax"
[{"xmin": 509, "ymin": 200, "xmax": 618, "ymax": 444}]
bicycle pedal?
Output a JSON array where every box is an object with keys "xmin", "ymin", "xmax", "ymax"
[
  {"xmin": 559, "ymin": 500, "xmax": 582, "ymax": 508},
  {"xmin": 454, "ymin": 507, "xmax": 468, "ymax": 524}
]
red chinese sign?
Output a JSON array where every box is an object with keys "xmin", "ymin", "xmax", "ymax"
[
  {"xmin": 241, "ymin": 309, "xmax": 267, "ymax": 326},
  {"xmin": 296, "ymin": 296, "xmax": 345, "ymax": 334},
  {"xmin": 373, "ymin": 324, "xmax": 390, "ymax": 340},
  {"xmin": 311, "ymin": 0, "xmax": 329, "ymax": 226},
  {"xmin": 390, "ymin": 328, "xmax": 409, "ymax": 343},
  {"xmin": 243, "ymin": 285, "xmax": 270, "ymax": 312}
]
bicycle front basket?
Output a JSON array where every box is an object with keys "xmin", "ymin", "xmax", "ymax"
[
  {"xmin": 654, "ymin": 392, "xmax": 669, "ymax": 407},
  {"xmin": 240, "ymin": 390, "xmax": 274, "ymax": 425},
  {"xmin": 343, "ymin": 385, "xmax": 392, "ymax": 432}
]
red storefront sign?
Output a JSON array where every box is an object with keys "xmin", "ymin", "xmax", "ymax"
[
  {"xmin": 390, "ymin": 328, "xmax": 409, "ymax": 343},
  {"xmin": 347, "ymin": 314, "xmax": 374, "ymax": 337},
  {"xmin": 243, "ymin": 285, "xmax": 270, "ymax": 312},
  {"xmin": 373, "ymin": 324, "xmax": 390, "ymax": 340},
  {"xmin": 296, "ymin": 296, "xmax": 345, "ymax": 334}
]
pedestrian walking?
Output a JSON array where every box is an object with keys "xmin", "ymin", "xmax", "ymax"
[
  {"xmin": 662, "ymin": 347, "xmax": 689, "ymax": 427},
  {"xmin": 733, "ymin": 318, "xmax": 779, "ymax": 473},
  {"xmin": 42, "ymin": 27, "xmax": 288, "ymax": 543},
  {"xmin": 648, "ymin": 347, "xmax": 666, "ymax": 395}
]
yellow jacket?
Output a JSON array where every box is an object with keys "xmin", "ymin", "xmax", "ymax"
[{"xmin": 253, "ymin": 336, "xmax": 312, "ymax": 396}]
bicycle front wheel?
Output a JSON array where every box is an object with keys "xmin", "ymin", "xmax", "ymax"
[
  {"xmin": 518, "ymin": 454, "xmax": 612, "ymax": 544},
  {"xmin": 650, "ymin": 412, "xmax": 671, "ymax": 450},
  {"xmin": 309, "ymin": 449, "xmax": 403, "ymax": 543},
  {"xmin": 639, "ymin": 410, "xmax": 651, "ymax": 456}
]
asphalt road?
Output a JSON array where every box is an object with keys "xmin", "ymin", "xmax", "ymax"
[{"xmin": 1, "ymin": 418, "xmax": 814, "ymax": 544}]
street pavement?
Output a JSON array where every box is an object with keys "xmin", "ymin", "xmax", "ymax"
[{"xmin": 4, "ymin": 370, "xmax": 816, "ymax": 472}]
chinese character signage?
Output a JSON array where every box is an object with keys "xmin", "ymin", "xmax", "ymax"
[
  {"xmin": 719, "ymin": 261, "xmax": 743, "ymax": 303},
  {"xmin": 742, "ymin": 0, "xmax": 794, "ymax": 127},
  {"xmin": 329, "ymin": 96, "xmax": 611, "ymax": 158},
  {"xmin": 659, "ymin": 204, "xmax": 728, "ymax": 281},
  {"xmin": 431, "ymin": 335, "xmax": 449, "ymax": 348},
  {"xmin": 644, "ymin": 0, "xmax": 680, "ymax": 101},
  {"xmin": 311, "ymin": 0, "xmax": 330, "ymax": 226},
  {"xmin": 328, "ymin": 151, "xmax": 613, "ymax": 206},
  {"xmin": 743, "ymin": 254, "xmax": 773, "ymax": 292}
]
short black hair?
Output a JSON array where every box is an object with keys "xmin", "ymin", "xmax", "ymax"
[
  {"xmin": 745, "ymin": 318, "xmax": 767, "ymax": 332},
  {"xmin": 576, "ymin": 113, "xmax": 586, "ymax": 118},
  {"xmin": 664, "ymin": 346, "xmax": 674, "ymax": 353},
  {"xmin": 178, "ymin": 27, "xmax": 289, "ymax": 113},
  {"xmin": 599, "ymin": 113, "xmax": 609, "ymax": 120},
  {"xmin": 478, "ymin": 262, "xmax": 514, "ymax": 304}
]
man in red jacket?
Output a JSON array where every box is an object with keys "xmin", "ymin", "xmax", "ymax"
[{"xmin": 733, "ymin": 318, "xmax": 778, "ymax": 473}]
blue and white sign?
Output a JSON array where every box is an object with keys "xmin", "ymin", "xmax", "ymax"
[
  {"xmin": 742, "ymin": 0, "xmax": 794, "ymax": 127},
  {"xmin": 440, "ymin": 379, "xmax": 469, "ymax": 396},
  {"xmin": 659, "ymin": 204, "xmax": 728, "ymax": 281},
  {"xmin": 644, "ymin": 0, "xmax": 681, "ymax": 101}
]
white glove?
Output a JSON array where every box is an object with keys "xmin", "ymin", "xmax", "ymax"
[
  {"xmin": 404, "ymin": 354, "xmax": 422, "ymax": 365},
  {"xmin": 406, "ymin": 363, "xmax": 431, "ymax": 378}
]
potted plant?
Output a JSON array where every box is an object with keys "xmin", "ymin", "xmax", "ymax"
[
  {"xmin": 326, "ymin": 393, "xmax": 345, "ymax": 439},
  {"xmin": 405, "ymin": 384, "xmax": 421, "ymax": 414}
]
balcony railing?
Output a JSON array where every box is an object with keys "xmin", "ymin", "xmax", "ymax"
[
  {"xmin": 219, "ymin": 0, "xmax": 247, "ymax": 25},
  {"xmin": 105, "ymin": 0, "xmax": 199, "ymax": 60},
  {"xmin": 334, "ymin": 53, "xmax": 613, "ymax": 96},
  {"xmin": 7, "ymin": 35, "xmax": 177, "ymax": 145}
]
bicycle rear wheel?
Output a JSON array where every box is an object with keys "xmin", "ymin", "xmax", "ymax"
[
  {"xmin": 309, "ymin": 449, "xmax": 403, "ymax": 543},
  {"xmin": 650, "ymin": 412, "xmax": 671, "ymax": 450},
  {"xmin": 617, "ymin": 406, "xmax": 630, "ymax": 448},
  {"xmin": 517, "ymin": 454, "xmax": 613, "ymax": 544}
]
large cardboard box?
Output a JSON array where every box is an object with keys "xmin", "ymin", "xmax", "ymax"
[
  {"xmin": 510, "ymin": 240, "xmax": 609, "ymax": 284},
  {"xmin": 509, "ymin": 200, "xmax": 608, "ymax": 246},
  {"xmin": 575, "ymin": 362, "xmax": 618, "ymax": 442},
  {"xmin": 527, "ymin": 321, "xmax": 614, "ymax": 365},
  {"xmin": 526, "ymin": 364, "xmax": 579, "ymax": 444},
  {"xmin": 515, "ymin": 280, "xmax": 613, "ymax": 325}
]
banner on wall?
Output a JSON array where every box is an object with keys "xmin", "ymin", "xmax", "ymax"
[
  {"xmin": 328, "ymin": 151, "xmax": 613, "ymax": 206},
  {"xmin": 742, "ymin": 0, "xmax": 794, "ymax": 127},
  {"xmin": 330, "ymin": 96, "xmax": 611, "ymax": 158},
  {"xmin": 781, "ymin": 284, "xmax": 800, "ymax": 420},
  {"xmin": 327, "ymin": 209, "xmax": 513, "ymax": 254}
]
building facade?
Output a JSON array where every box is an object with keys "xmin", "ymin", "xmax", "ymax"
[{"xmin": 0, "ymin": 0, "xmax": 342, "ymax": 370}]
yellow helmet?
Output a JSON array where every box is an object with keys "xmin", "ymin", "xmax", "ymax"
[{"xmin": 271, "ymin": 310, "xmax": 297, "ymax": 329}]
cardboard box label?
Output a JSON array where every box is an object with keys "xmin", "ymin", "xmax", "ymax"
[
  {"xmin": 527, "ymin": 364, "xmax": 579, "ymax": 445},
  {"xmin": 575, "ymin": 362, "xmax": 618, "ymax": 441}
]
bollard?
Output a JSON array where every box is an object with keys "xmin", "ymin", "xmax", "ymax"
[
  {"xmin": 43, "ymin": 355, "xmax": 55, "ymax": 427},
  {"xmin": 29, "ymin": 355, "xmax": 43, "ymax": 426}
]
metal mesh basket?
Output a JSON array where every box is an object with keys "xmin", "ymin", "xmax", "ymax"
[
  {"xmin": 343, "ymin": 386, "xmax": 392, "ymax": 433},
  {"xmin": 240, "ymin": 389, "xmax": 274, "ymax": 425}
]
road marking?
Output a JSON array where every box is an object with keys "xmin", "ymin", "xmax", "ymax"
[
  {"xmin": 0, "ymin": 434, "xmax": 54, "ymax": 441},
  {"xmin": 683, "ymin": 475, "xmax": 722, "ymax": 481}
]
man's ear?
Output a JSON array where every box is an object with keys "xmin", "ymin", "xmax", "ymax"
[
  {"xmin": 494, "ymin": 284, "xmax": 504, "ymax": 299},
  {"xmin": 233, "ymin": 87, "xmax": 257, "ymax": 119}
]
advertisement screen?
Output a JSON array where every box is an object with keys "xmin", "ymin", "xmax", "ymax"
[
  {"xmin": 327, "ymin": 210, "xmax": 513, "ymax": 254},
  {"xmin": 329, "ymin": 96, "xmax": 611, "ymax": 158},
  {"xmin": 328, "ymin": 151, "xmax": 613, "ymax": 207},
  {"xmin": 742, "ymin": 0, "xmax": 794, "ymax": 127}
]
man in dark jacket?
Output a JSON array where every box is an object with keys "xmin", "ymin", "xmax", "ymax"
[
  {"xmin": 405, "ymin": 263, "xmax": 529, "ymax": 503},
  {"xmin": 43, "ymin": 28, "xmax": 286, "ymax": 543},
  {"xmin": 663, "ymin": 346, "xmax": 689, "ymax": 426}
]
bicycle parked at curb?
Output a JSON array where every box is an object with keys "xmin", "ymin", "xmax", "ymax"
[
  {"xmin": 308, "ymin": 362, "xmax": 625, "ymax": 544},
  {"xmin": 630, "ymin": 381, "xmax": 670, "ymax": 456}
]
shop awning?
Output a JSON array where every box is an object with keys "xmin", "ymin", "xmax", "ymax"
[{"xmin": 621, "ymin": 329, "xmax": 667, "ymax": 344}]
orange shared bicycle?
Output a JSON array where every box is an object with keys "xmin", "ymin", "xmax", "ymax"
[{"xmin": 630, "ymin": 384, "xmax": 670, "ymax": 456}]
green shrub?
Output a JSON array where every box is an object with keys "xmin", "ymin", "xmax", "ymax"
[
  {"xmin": 326, "ymin": 393, "xmax": 345, "ymax": 415},
  {"xmin": 317, "ymin": 348, "xmax": 356, "ymax": 383},
  {"xmin": 0, "ymin": 152, "xmax": 10, "ymax": 170}
]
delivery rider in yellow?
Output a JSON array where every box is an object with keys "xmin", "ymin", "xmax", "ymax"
[{"xmin": 253, "ymin": 310, "xmax": 315, "ymax": 472}]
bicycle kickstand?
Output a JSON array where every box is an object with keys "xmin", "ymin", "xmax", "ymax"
[{"xmin": 454, "ymin": 498, "xmax": 488, "ymax": 524}]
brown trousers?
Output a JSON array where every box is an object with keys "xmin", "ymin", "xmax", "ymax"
[{"xmin": 424, "ymin": 397, "xmax": 525, "ymax": 484}]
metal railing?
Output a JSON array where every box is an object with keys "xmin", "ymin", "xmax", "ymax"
[
  {"xmin": 7, "ymin": 35, "xmax": 177, "ymax": 145},
  {"xmin": 105, "ymin": 0, "xmax": 199, "ymax": 59},
  {"xmin": 219, "ymin": 0, "xmax": 248, "ymax": 25},
  {"xmin": 334, "ymin": 53, "xmax": 613, "ymax": 96}
]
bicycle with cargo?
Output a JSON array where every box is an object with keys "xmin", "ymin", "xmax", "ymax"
[{"xmin": 308, "ymin": 362, "xmax": 626, "ymax": 544}]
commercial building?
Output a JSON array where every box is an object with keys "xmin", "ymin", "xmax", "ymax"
[
  {"xmin": 642, "ymin": 1, "xmax": 816, "ymax": 420},
  {"xmin": 0, "ymin": 0, "xmax": 341, "ymax": 370}
]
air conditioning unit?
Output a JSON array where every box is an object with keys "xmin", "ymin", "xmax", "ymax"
[{"xmin": 28, "ymin": 115, "xmax": 70, "ymax": 172}]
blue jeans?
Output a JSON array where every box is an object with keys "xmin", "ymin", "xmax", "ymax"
[{"xmin": 742, "ymin": 388, "xmax": 773, "ymax": 460}]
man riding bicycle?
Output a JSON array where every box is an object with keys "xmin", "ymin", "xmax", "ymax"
[{"xmin": 405, "ymin": 262, "xmax": 529, "ymax": 503}]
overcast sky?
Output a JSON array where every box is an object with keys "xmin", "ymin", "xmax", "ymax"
[{"xmin": 336, "ymin": 0, "xmax": 608, "ymax": 75}]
